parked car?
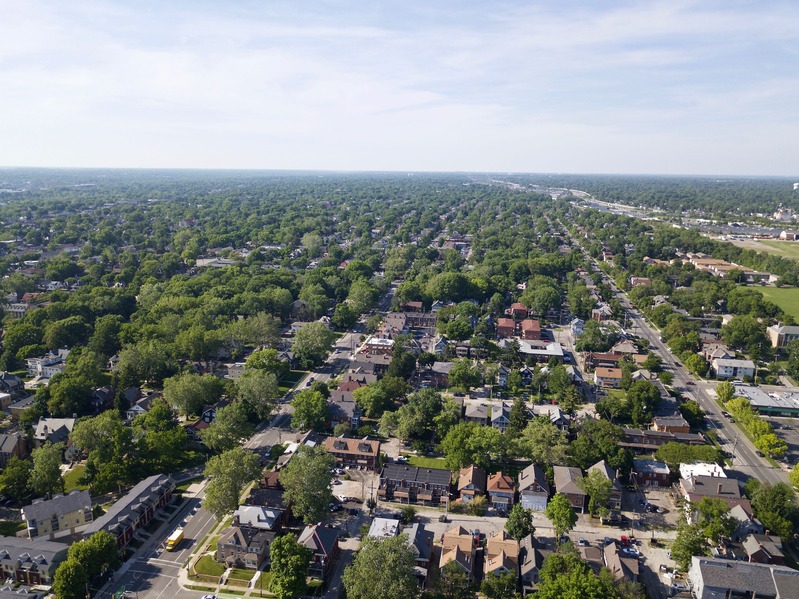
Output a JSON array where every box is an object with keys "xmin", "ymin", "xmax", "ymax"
[
  {"xmin": 672, "ymin": 582, "xmax": 686, "ymax": 592},
  {"xmin": 395, "ymin": 456, "xmax": 408, "ymax": 464},
  {"xmin": 578, "ymin": 537, "xmax": 588, "ymax": 546}
]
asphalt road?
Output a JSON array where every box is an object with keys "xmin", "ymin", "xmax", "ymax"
[{"xmin": 560, "ymin": 221, "xmax": 787, "ymax": 487}]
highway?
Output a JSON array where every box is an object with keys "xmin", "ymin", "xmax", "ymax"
[{"xmin": 560, "ymin": 221, "xmax": 788, "ymax": 487}]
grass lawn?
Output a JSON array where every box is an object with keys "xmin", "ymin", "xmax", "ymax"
[
  {"xmin": 281, "ymin": 370, "xmax": 307, "ymax": 386},
  {"xmin": 228, "ymin": 568, "xmax": 254, "ymax": 581},
  {"xmin": 194, "ymin": 555, "xmax": 225, "ymax": 577},
  {"xmin": 757, "ymin": 287, "xmax": 799, "ymax": 320},
  {"xmin": 175, "ymin": 475, "xmax": 204, "ymax": 494},
  {"xmin": 407, "ymin": 455, "xmax": 449, "ymax": 471},
  {"xmin": 63, "ymin": 465, "xmax": 87, "ymax": 491},
  {"xmin": 758, "ymin": 240, "xmax": 799, "ymax": 260},
  {"xmin": 0, "ymin": 520, "xmax": 25, "ymax": 536}
]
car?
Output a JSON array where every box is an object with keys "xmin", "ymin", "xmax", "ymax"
[
  {"xmin": 337, "ymin": 495, "xmax": 347, "ymax": 502},
  {"xmin": 622, "ymin": 547, "xmax": 640, "ymax": 557},
  {"xmin": 332, "ymin": 467, "xmax": 345, "ymax": 475},
  {"xmin": 331, "ymin": 479, "xmax": 342, "ymax": 485},
  {"xmin": 202, "ymin": 595, "xmax": 218, "ymax": 599},
  {"xmin": 578, "ymin": 537, "xmax": 588, "ymax": 546},
  {"xmin": 395, "ymin": 456, "xmax": 408, "ymax": 464},
  {"xmin": 604, "ymin": 537, "xmax": 613, "ymax": 546},
  {"xmin": 329, "ymin": 503, "xmax": 342, "ymax": 512},
  {"xmin": 686, "ymin": 381, "xmax": 695, "ymax": 386},
  {"xmin": 559, "ymin": 535, "xmax": 570, "ymax": 545},
  {"xmin": 671, "ymin": 582, "xmax": 687, "ymax": 591}
]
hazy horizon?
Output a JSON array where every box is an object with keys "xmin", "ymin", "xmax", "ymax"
[{"xmin": 2, "ymin": 1, "xmax": 797, "ymax": 177}]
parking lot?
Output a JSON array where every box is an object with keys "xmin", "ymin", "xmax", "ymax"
[{"xmin": 765, "ymin": 416, "xmax": 799, "ymax": 468}]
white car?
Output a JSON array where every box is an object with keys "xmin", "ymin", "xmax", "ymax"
[{"xmin": 672, "ymin": 582, "xmax": 686, "ymax": 591}]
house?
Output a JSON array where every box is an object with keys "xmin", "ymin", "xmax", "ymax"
[
  {"xmin": 730, "ymin": 504, "xmax": 765, "ymax": 540},
  {"xmin": 570, "ymin": 318, "xmax": 585, "ymax": 336},
  {"xmin": 26, "ymin": 349, "xmax": 69, "ymax": 378},
  {"xmin": 679, "ymin": 462, "xmax": 726, "ymax": 480},
  {"xmin": 491, "ymin": 402, "xmax": 512, "ymax": 433},
  {"xmin": 510, "ymin": 303, "xmax": 528, "ymax": 318},
  {"xmin": 463, "ymin": 401, "xmax": 490, "ymax": 426},
  {"xmin": 519, "ymin": 534, "xmax": 544, "ymax": 594},
  {"xmin": 583, "ymin": 352, "xmax": 623, "ymax": 371},
  {"xmin": 689, "ymin": 556, "xmax": 799, "ymax": 599},
  {"xmin": 216, "ymin": 526, "xmax": 276, "ymax": 569},
  {"xmin": 0, "ymin": 434, "xmax": 26, "ymax": 468},
  {"xmin": 224, "ymin": 362, "xmax": 246, "ymax": 381},
  {"xmin": 603, "ymin": 543, "xmax": 639, "ymax": 582},
  {"xmin": 232, "ymin": 505, "xmax": 285, "ymax": 532},
  {"xmin": 21, "ymin": 490, "xmax": 92, "ymax": 540},
  {"xmin": 594, "ymin": 367, "xmax": 623, "ymax": 388},
  {"xmin": 484, "ymin": 531, "xmax": 519, "ymax": 579},
  {"xmin": 430, "ymin": 362, "xmax": 456, "ymax": 388},
  {"xmin": 298, "ymin": 524, "xmax": 340, "ymax": 580},
  {"xmin": 534, "ymin": 405, "xmax": 570, "ymax": 430},
  {"xmin": 591, "ymin": 304, "xmax": 614, "ymax": 322},
  {"xmin": 652, "ymin": 414, "xmax": 690, "ymax": 434},
  {"xmin": 404, "ymin": 523, "xmax": 434, "ymax": 584},
  {"xmin": 496, "ymin": 364, "xmax": 510, "ymax": 388},
  {"xmin": 439, "ymin": 526, "xmax": 477, "ymax": 581},
  {"xmin": 496, "ymin": 318, "xmax": 516, "ymax": 338},
  {"xmin": 378, "ymin": 464, "xmax": 451, "ymax": 505},
  {"xmin": 517, "ymin": 463, "xmax": 549, "ymax": 512},
  {"xmin": 743, "ymin": 534, "xmax": 784, "ymax": 565},
  {"xmin": 90, "ymin": 386, "xmax": 115, "ymax": 413},
  {"xmin": 610, "ymin": 340, "xmax": 638, "ymax": 355},
  {"xmin": 631, "ymin": 460, "xmax": 671, "ymax": 488},
  {"xmin": 486, "ymin": 472, "xmax": 515, "ymax": 513},
  {"xmin": 368, "ymin": 518, "xmax": 400, "ymax": 539},
  {"xmin": 0, "ymin": 372, "xmax": 24, "ymax": 395},
  {"xmin": 580, "ymin": 545, "xmax": 605, "ymax": 574},
  {"xmin": 458, "ymin": 465, "xmax": 487, "ymax": 504},
  {"xmin": 520, "ymin": 319, "xmax": 541, "ymax": 340},
  {"xmin": 680, "ymin": 475, "xmax": 751, "ymax": 513},
  {"xmin": 83, "ymin": 474, "xmax": 175, "ymax": 548},
  {"xmin": 400, "ymin": 301, "xmax": 424, "ymax": 313},
  {"xmin": 7, "ymin": 396, "xmax": 35, "ymax": 421},
  {"xmin": 553, "ymin": 466, "xmax": 586, "ymax": 513},
  {"xmin": 702, "ymin": 343, "xmax": 733, "ymax": 362},
  {"xmin": 0, "ymin": 538, "xmax": 68, "ymax": 585},
  {"xmin": 629, "ymin": 277, "xmax": 651, "ymax": 288},
  {"xmin": 711, "ymin": 358, "xmax": 756, "ymax": 380},
  {"xmin": 511, "ymin": 340, "xmax": 565, "ymax": 364},
  {"xmin": 767, "ymin": 323, "xmax": 799, "ymax": 348},
  {"xmin": 323, "ymin": 436, "xmax": 380, "ymax": 470},
  {"xmin": 32, "ymin": 418, "xmax": 75, "ymax": 448},
  {"xmin": 587, "ymin": 460, "xmax": 622, "ymax": 511},
  {"xmin": 124, "ymin": 390, "xmax": 162, "ymax": 422},
  {"xmin": 0, "ymin": 585, "xmax": 43, "ymax": 599}
]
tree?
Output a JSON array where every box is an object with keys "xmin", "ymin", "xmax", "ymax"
[
  {"xmin": 269, "ymin": 534, "xmax": 312, "ymax": 599},
  {"xmin": 31, "ymin": 442, "xmax": 65, "ymax": 498},
  {"xmin": 789, "ymin": 464, "xmax": 799, "ymax": 489},
  {"xmin": 678, "ymin": 400, "xmax": 706, "ymax": 429},
  {"xmin": 200, "ymin": 401, "xmax": 255, "ymax": 452},
  {"xmin": 133, "ymin": 400, "xmax": 188, "ymax": 474},
  {"xmin": 0, "ymin": 455, "xmax": 31, "ymax": 502},
  {"xmin": 291, "ymin": 390, "xmax": 328, "ymax": 431},
  {"xmin": 716, "ymin": 381, "xmax": 735, "ymax": 404},
  {"xmin": 43, "ymin": 316, "xmax": 91, "ymax": 350},
  {"xmin": 353, "ymin": 384, "xmax": 391, "ymax": 418},
  {"xmin": 236, "ymin": 369, "xmax": 280, "ymax": 420},
  {"xmin": 481, "ymin": 571, "xmax": 517, "ymax": 599},
  {"xmin": 52, "ymin": 559, "xmax": 88, "ymax": 599},
  {"xmin": 342, "ymin": 535, "xmax": 418, "ymax": 599},
  {"xmin": 579, "ymin": 469, "xmax": 613, "ymax": 517},
  {"xmin": 755, "ymin": 433, "xmax": 788, "ymax": 458},
  {"xmin": 332, "ymin": 302, "xmax": 358, "ymax": 330},
  {"xmin": 694, "ymin": 497, "xmax": 736, "ymax": 544},
  {"xmin": 506, "ymin": 396, "xmax": 528, "ymax": 438},
  {"xmin": 670, "ymin": 523, "xmax": 708, "ymax": 571},
  {"xmin": 684, "ymin": 354, "xmax": 709, "ymax": 378},
  {"xmin": 245, "ymin": 348, "xmax": 289, "ymax": 379},
  {"xmin": 505, "ymin": 503, "xmax": 535, "ymax": 540},
  {"xmin": 518, "ymin": 416, "xmax": 569, "ymax": 466},
  {"xmin": 436, "ymin": 560, "xmax": 474, "ymax": 599},
  {"xmin": 71, "ymin": 410, "xmax": 136, "ymax": 493},
  {"xmin": 441, "ymin": 422, "xmax": 501, "ymax": 471},
  {"xmin": 626, "ymin": 380, "xmax": 660, "ymax": 426},
  {"xmin": 722, "ymin": 315, "xmax": 767, "ymax": 352},
  {"xmin": 655, "ymin": 442, "xmax": 723, "ymax": 471},
  {"xmin": 546, "ymin": 493, "xmax": 578, "ymax": 540},
  {"xmin": 448, "ymin": 359, "xmax": 482, "ymax": 391},
  {"xmin": 203, "ymin": 447, "xmax": 262, "ymax": 519},
  {"xmin": 293, "ymin": 322, "xmax": 337, "ymax": 369},
  {"xmin": 659, "ymin": 370, "xmax": 674, "ymax": 386},
  {"xmin": 568, "ymin": 418, "xmax": 627, "ymax": 472},
  {"xmin": 750, "ymin": 483, "xmax": 798, "ymax": 540},
  {"xmin": 400, "ymin": 505, "xmax": 417, "ymax": 524},
  {"xmin": 163, "ymin": 372, "xmax": 223, "ymax": 417},
  {"xmin": 536, "ymin": 552, "xmax": 611, "ymax": 599},
  {"xmin": 67, "ymin": 531, "xmax": 120, "ymax": 579},
  {"xmin": 280, "ymin": 445, "xmax": 335, "ymax": 524}
]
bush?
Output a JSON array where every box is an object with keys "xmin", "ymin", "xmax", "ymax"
[{"xmin": 469, "ymin": 495, "xmax": 487, "ymax": 516}]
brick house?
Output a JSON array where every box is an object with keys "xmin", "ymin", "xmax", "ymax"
[
  {"xmin": 217, "ymin": 526, "xmax": 276, "ymax": 569},
  {"xmin": 594, "ymin": 367, "xmax": 623, "ymax": 388},
  {"xmin": 0, "ymin": 538, "xmax": 67, "ymax": 585},
  {"xmin": 458, "ymin": 465, "xmax": 487, "ymax": 504},
  {"xmin": 631, "ymin": 460, "xmax": 671, "ymax": 487},
  {"xmin": 520, "ymin": 319, "xmax": 541, "ymax": 340},
  {"xmin": 496, "ymin": 318, "xmax": 517, "ymax": 338},
  {"xmin": 487, "ymin": 472, "xmax": 516, "ymax": 513},
  {"xmin": 323, "ymin": 436, "xmax": 380, "ymax": 470},
  {"xmin": 378, "ymin": 464, "xmax": 451, "ymax": 506}
]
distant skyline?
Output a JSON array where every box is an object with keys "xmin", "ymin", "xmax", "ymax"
[{"xmin": 1, "ymin": 1, "xmax": 797, "ymax": 177}]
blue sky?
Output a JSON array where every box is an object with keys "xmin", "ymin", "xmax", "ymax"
[{"xmin": 1, "ymin": 0, "xmax": 797, "ymax": 176}]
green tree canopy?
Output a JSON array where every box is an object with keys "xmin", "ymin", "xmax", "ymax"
[
  {"xmin": 280, "ymin": 444, "xmax": 335, "ymax": 524},
  {"xmin": 342, "ymin": 535, "xmax": 419, "ymax": 599}
]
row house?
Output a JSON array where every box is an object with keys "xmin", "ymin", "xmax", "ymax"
[
  {"xmin": 405, "ymin": 312, "xmax": 438, "ymax": 330},
  {"xmin": 0, "ymin": 538, "xmax": 67, "ymax": 586},
  {"xmin": 83, "ymin": 474, "xmax": 175, "ymax": 548},
  {"xmin": 619, "ymin": 428, "xmax": 705, "ymax": 452},
  {"xmin": 21, "ymin": 490, "xmax": 92, "ymax": 540},
  {"xmin": 689, "ymin": 557, "xmax": 799, "ymax": 599},
  {"xmin": 378, "ymin": 464, "xmax": 451, "ymax": 506},
  {"xmin": 631, "ymin": 460, "xmax": 671, "ymax": 488},
  {"xmin": 680, "ymin": 475, "xmax": 751, "ymax": 514},
  {"xmin": 323, "ymin": 437, "xmax": 380, "ymax": 470}
]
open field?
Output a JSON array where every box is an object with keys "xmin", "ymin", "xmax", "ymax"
[
  {"xmin": 758, "ymin": 287, "xmax": 799, "ymax": 320},
  {"xmin": 727, "ymin": 238, "xmax": 799, "ymax": 260}
]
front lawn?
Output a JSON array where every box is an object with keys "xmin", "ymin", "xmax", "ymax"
[
  {"xmin": 63, "ymin": 465, "xmax": 87, "ymax": 491},
  {"xmin": 228, "ymin": 568, "xmax": 254, "ymax": 581},
  {"xmin": 194, "ymin": 554, "xmax": 225, "ymax": 577},
  {"xmin": 406, "ymin": 455, "xmax": 449, "ymax": 471}
]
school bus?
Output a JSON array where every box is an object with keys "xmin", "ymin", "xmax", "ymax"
[{"xmin": 166, "ymin": 528, "xmax": 184, "ymax": 551}]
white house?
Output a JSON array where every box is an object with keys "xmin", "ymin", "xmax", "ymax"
[{"xmin": 711, "ymin": 358, "xmax": 755, "ymax": 380}]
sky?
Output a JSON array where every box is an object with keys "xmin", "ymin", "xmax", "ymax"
[{"xmin": 1, "ymin": 0, "xmax": 797, "ymax": 176}]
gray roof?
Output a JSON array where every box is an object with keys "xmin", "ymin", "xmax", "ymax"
[
  {"xmin": 33, "ymin": 418, "xmax": 75, "ymax": 444},
  {"xmin": 682, "ymin": 475, "xmax": 741, "ymax": 499},
  {"xmin": 713, "ymin": 358, "xmax": 756, "ymax": 368},
  {"xmin": 519, "ymin": 534, "xmax": 544, "ymax": 577},
  {"xmin": 0, "ymin": 585, "xmax": 43, "ymax": 599},
  {"xmin": 632, "ymin": 459, "xmax": 670, "ymax": 475},
  {"xmin": 0, "ymin": 537, "xmax": 68, "ymax": 572},
  {"xmin": 692, "ymin": 557, "xmax": 799, "ymax": 596},
  {"xmin": 0, "ymin": 434, "xmax": 22, "ymax": 454},
  {"xmin": 518, "ymin": 463, "xmax": 549, "ymax": 494},
  {"xmin": 742, "ymin": 534, "xmax": 784, "ymax": 561},
  {"xmin": 404, "ymin": 523, "xmax": 434, "ymax": 562},
  {"xmin": 381, "ymin": 464, "xmax": 452, "ymax": 487},
  {"xmin": 22, "ymin": 490, "xmax": 91, "ymax": 523},
  {"xmin": 84, "ymin": 474, "xmax": 174, "ymax": 537},
  {"xmin": 553, "ymin": 466, "xmax": 585, "ymax": 496},
  {"xmin": 232, "ymin": 505, "xmax": 284, "ymax": 531}
]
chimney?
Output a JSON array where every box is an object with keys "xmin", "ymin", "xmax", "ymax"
[{"xmin": 718, "ymin": 483, "xmax": 723, "ymax": 495}]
